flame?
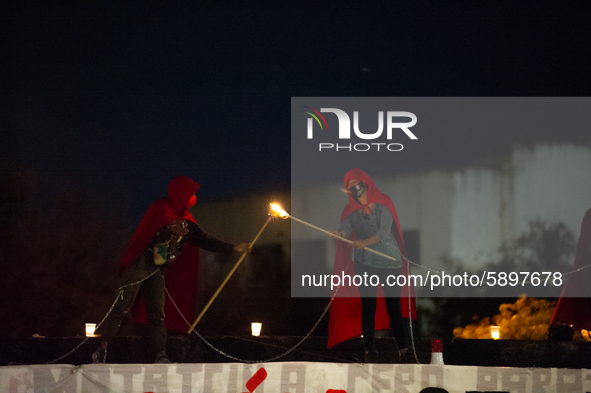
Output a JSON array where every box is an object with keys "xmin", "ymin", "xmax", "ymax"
[{"xmin": 269, "ymin": 203, "xmax": 289, "ymax": 219}]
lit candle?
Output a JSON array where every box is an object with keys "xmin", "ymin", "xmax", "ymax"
[
  {"xmin": 491, "ymin": 325, "xmax": 500, "ymax": 340},
  {"xmin": 251, "ymin": 322, "xmax": 262, "ymax": 336},
  {"xmin": 85, "ymin": 323, "xmax": 96, "ymax": 337}
]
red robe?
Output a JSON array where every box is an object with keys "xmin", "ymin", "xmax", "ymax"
[
  {"xmin": 550, "ymin": 208, "xmax": 591, "ymax": 329},
  {"xmin": 120, "ymin": 176, "xmax": 201, "ymax": 333},
  {"xmin": 328, "ymin": 168, "xmax": 417, "ymax": 348}
]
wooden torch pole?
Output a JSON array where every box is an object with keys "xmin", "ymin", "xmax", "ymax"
[{"xmin": 187, "ymin": 216, "xmax": 272, "ymax": 333}]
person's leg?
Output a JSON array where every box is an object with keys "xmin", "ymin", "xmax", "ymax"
[
  {"xmin": 93, "ymin": 254, "xmax": 155, "ymax": 363},
  {"xmin": 377, "ymin": 268, "xmax": 408, "ymax": 350},
  {"xmin": 141, "ymin": 268, "xmax": 167, "ymax": 361},
  {"xmin": 378, "ymin": 267, "xmax": 416, "ymax": 362},
  {"xmin": 357, "ymin": 263, "xmax": 379, "ymax": 361},
  {"xmin": 383, "ymin": 297, "xmax": 408, "ymax": 348},
  {"xmin": 99, "ymin": 283, "xmax": 141, "ymax": 344},
  {"xmin": 360, "ymin": 296, "xmax": 377, "ymax": 350}
]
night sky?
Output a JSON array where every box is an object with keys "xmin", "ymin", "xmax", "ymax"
[{"xmin": 2, "ymin": 3, "xmax": 591, "ymax": 221}]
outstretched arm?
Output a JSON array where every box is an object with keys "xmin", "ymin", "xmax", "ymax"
[
  {"xmin": 188, "ymin": 223, "xmax": 251, "ymax": 254},
  {"xmin": 328, "ymin": 216, "xmax": 353, "ymax": 239}
]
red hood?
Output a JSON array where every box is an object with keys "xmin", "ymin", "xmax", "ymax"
[
  {"xmin": 119, "ymin": 176, "xmax": 199, "ymax": 275},
  {"xmin": 342, "ymin": 168, "xmax": 386, "ymax": 216},
  {"xmin": 167, "ymin": 176, "xmax": 200, "ymax": 215}
]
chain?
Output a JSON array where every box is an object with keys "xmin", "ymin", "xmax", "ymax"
[
  {"xmin": 402, "ymin": 257, "xmax": 419, "ymax": 363},
  {"xmin": 41, "ymin": 268, "xmax": 161, "ymax": 365},
  {"xmin": 164, "ymin": 286, "xmax": 334, "ymax": 363},
  {"xmin": 163, "ymin": 256, "xmax": 419, "ymax": 364},
  {"xmin": 161, "ymin": 260, "xmax": 362, "ymax": 364},
  {"xmin": 400, "ymin": 254, "xmax": 591, "ymax": 286},
  {"xmin": 43, "ymin": 291, "xmax": 121, "ymax": 364}
]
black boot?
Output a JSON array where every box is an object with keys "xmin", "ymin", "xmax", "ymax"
[
  {"xmin": 92, "ymin": 348, "xmax": 107, "ymax": 364},
  {"xmin": 155, "ymin": 350, "xmax": 171, "ymax": 364},
  {"xmin": 399, "ymin": 348, "xmax": 418, "ymax": 364},
  {"xmin": 364, "ymin": 349, "xmax": 379, "ymax": 363}
]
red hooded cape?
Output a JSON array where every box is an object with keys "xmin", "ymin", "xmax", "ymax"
[
  {"xmin": 120, "ymin": 176, "xmax": 201, "ymax": 333},
  {"xmin": 550, "ymin": 208, "xmax": 591, "ymax": 329},
  {"xmin": 328, "ymin": 168, "xmax": 416, "ymax": 348}
]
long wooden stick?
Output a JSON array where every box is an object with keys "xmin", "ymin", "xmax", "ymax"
[
  {"xmin": 289, "ymin": 214, "xmax": 397, "ymax": 262},
  {"xmin": 187, "ymin": 216, "xmax": 272, "ymax": 333}
]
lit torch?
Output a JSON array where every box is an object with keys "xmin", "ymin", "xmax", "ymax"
[
  {"xmin": 269, "ymin": 203, "xmax": 396, "ymax": 262},
  {"xmin": 269, "ymin": 203, "xmax": 289, "ymax": 219}
]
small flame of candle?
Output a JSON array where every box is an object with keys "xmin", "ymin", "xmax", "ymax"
[
  {"xmin": 491, "ymin": 325, "xmax": 500, "ymax": 340},
  {"xmin": 269, "ymin": 203, "xmax": 289, "ymax": 219},
  {"xmin": 85, "ymin": 323, "xmax": 96, "ymax": 337},
  {"xmin": 251, "ymin": 322, "xmax": 262, "ymax": 336}
]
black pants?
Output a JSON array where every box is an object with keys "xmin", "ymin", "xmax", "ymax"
[
  {"xmin": 356, "ymin": 262, "xmax": 408, "ymax": 352},
  {"xmin": 98, "ymin": 252, "xmax": 166, "ymax": 355}
]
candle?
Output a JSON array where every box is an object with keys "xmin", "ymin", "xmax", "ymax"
[
  {"xmin": 85, "ymin": 323, "xmax": 96, "ymax": 337},
  {"xmin": 251, "ymin": 322, "xmax": 262, "ymax": 336},
  {"xmin": 491, "ymin": 325, "xmax": 500, "ymax": 340}
]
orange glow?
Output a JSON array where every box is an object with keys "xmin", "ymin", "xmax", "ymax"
[{"xmin": 269, "ymin": 203, "xmax": 289, "ymax": 219}]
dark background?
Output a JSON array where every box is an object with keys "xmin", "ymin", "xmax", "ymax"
[{"xmin": 1, "ymin": 2, "xmax": 591, "ymax": 345}]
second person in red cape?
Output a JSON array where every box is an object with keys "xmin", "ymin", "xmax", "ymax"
[
  {"xmin": 92, "ymin": 176, "xmax": 251, "ymax": 364},
  {"xmin": 328, "ymin": 168, "xmax": 417, "ymax": 363},
  {"xmin": 549, "ymin": 207, "xmax": 591, "ymax": 338}
]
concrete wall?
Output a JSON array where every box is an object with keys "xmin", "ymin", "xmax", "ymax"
[
  {"xmin": 448, "ymin": 144, "xmax": 591, "ymax": 268},
  {"xmin": 512, "ymin": 144, "xmax": 591, "ymax": 238},
  {"xmin": 195, "ymin": 144, "xmax": 591, "ymax": 273}
]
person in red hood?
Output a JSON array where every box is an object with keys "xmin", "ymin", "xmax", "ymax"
[
  {"xmin": 549, "ymin": 207, "xmax": 591, "ymax": 338},
  {"xmin": 328, "ymin": 168, "xmax": 416, "ymax": 363},
  {"xmin": 92, "ymin": 176, "xmax": 251, "ymax": 363}
]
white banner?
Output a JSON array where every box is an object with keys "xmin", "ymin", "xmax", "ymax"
[{"xmin": 1, "ymin": 362, "xmax": 589, "ymax": 393}]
